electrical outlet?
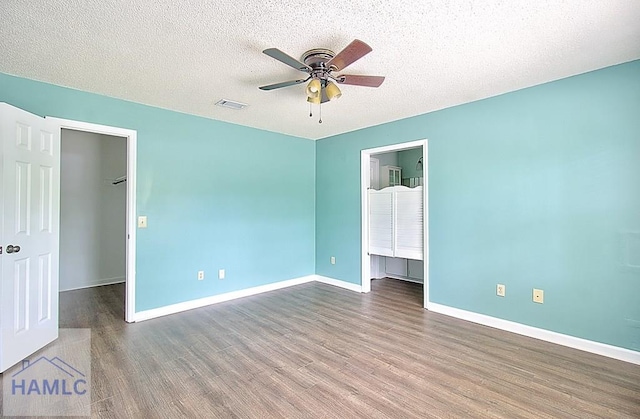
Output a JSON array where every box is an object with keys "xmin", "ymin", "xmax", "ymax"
[
  {"xmin": 496, "ymin": 284, "xmax": 505, "ymax": 297},
  {"xmin": 533, "ymin": 288, "xmax": 544, "ymax": 304},
  {"xmin": 197, "ymin": 271, "xmax": 205, "ymax": 280},
  {"xmin": 218, "ymin": 269, "xmax": 225, "ymax": 280},
  {"xmin": 330, "ymin": 256, "xmax": 336, "ymax": 265}
]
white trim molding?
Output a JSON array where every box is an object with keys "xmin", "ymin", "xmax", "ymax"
[
  {"xmin": 60, "ymin": 277, "xmax": 126, "ymax": 293},
  {"xmin": 129, "ymin": 273, "xmax": 640, "ymax": 366},
  {"xmin": 132, "ymin": 274, "xmax": 363, "ymax": 322},
  {"xmin": 133, "ymin": 275, "xmax": 316, "ymax": 322},
  {"xmin": 428, "ymin": 303, "xmax": 640, "ymax": 366},
  {"xmin": 314, "ymin": 275, "xmax": 363, "ymax": 293}
]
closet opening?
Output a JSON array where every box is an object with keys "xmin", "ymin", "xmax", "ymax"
[
  {"xmin": 360, "ymin": 139, "xmax": 429, "ymax": 308},
  {"xmin": 48, "ymin": 118, "xmax": 137, "ymax": 322}
]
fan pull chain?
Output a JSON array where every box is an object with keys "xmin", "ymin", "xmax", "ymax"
[{"xmin": 309, "ymin": 103, "xmax": 322, "ymax": 123}]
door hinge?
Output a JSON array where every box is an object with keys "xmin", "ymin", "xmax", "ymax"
[{"xmin": 0, "ymin": 246, "xmax": 2, "ymax": 254}]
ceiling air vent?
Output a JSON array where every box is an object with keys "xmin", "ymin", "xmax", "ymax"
[{"xmin": 215, "ymin": 99, "xmax": 248, "ymax": 110}]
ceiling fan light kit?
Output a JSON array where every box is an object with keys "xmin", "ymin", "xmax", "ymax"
[
  {"xmin": 259, "ymin": 39, "xmax": 385, "ymax": 123},
  {"xmin": 306, "ymin": 78, "xmax": 321, "ymax": 99}
]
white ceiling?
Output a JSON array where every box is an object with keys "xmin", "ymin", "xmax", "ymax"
[{"xmin": 1, "ymin": 1, "xmax": 639, "ymax": 140}]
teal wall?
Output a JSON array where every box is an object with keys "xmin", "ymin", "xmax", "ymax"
[
  {"xmin": 0, "ymin": 73, "xmax": 316, "ymax": 311},
  {"xmin": 316, "ymin": 60, "xmax": 640, "ymax": 351},
  {"xmin": 2, "ymin": 60, "xmax": 639, "ymax": 352},
  {"xmin": 375, "ymin": 151, "xmax": 398, "ymax": 168},
  {"xmin": 398, "ymin": 147, "xmax": 423, "ymax": 179}
]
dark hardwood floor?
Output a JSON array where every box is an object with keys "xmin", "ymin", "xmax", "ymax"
[{"xmin": 32, "ymin": 279, "xmax": 640, "ymax": 417}]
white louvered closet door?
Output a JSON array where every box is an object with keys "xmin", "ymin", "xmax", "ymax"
[
  {"xmin": 395, "ymin": 186, "xmax": 423, "ymax": 260},
  {"xmin": 368, "ymin": 186, "xmax": 423, "ymax": 260},
  {"xmin": 368, "ymin": 189, "xmax": 394, "ymax": 257}
]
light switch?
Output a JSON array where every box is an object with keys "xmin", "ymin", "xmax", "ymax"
[{"xmin": 138, "ymin": 216, "xmax": 148, "ymax": 228}]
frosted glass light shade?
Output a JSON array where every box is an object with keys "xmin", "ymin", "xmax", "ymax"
[
  {"xmin": 325, "ymin": 81, "xmax": 342, "ymax": 101},
  {"xmin": 306, "ymin": 79, "xmax": 321, "ymax": 98}
]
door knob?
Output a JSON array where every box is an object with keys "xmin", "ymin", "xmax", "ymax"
[{"xmin": 5, "ymin": 245, "xmax": 21, "ymax": 254}]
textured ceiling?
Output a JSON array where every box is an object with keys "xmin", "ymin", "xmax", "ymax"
[{"xmin": 1, "ymin": 1, "xmax": 639, "ymax": 140}]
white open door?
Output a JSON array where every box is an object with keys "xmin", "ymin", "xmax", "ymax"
[{"xmin": 0, "ymin": 103, "xmax": 60, "ymax": 373}]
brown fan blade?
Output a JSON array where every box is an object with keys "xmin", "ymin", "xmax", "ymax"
[
  {"xmin": 326, "ymin": 39, "xmax": 372, "ymax": 71},
  {"xmin": 337, "ymin": 75, "xmax": 385, "ymax": 88},
  {"xmin": 263, "ymin": 48, "xmax": 311, "ymax": 73},
  {"xmin": 259, "ymin": 78, "xmax": 309, "ymax": 91}
]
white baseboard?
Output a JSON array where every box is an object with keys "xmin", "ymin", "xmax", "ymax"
[
  {"xmin": 60, "ymin": 277, "xmax": 125, "ymax": 292},
  {"xmin": 132, "ymin": 275, "xmax": 316, "ymax": 322},
  {"xmin": 428, "ymin": 302, "xmax": 640, "ymax": 366},
  {"xmin": 384, "ymin": 274, "xmax": 424, "ymax": 284},
  {"xmin": 314, "ymin": 275, "xmax": 363, "ymax": 293},
  {"xmin": 132, "ymin": 275, "xmax": 363, "ymax": 322},
  {"xmin": 130, "ymin": 275, "xmax": 638, "ymax": 365}
]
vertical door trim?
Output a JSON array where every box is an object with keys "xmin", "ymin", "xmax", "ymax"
[
  {"xmin": 369, "ymin": 157, "xmax": 380, "ymax": 280},
  {"xmin": 370, "ymin": 157, "xmax": 380, "ymax": 190},
  {"xmin": 46, "ymin": 117, "xmax": 137, "ymax": 322},
  {"xmin": 361, "ymin": 139, "xmax": 429, "ymax": 308}
]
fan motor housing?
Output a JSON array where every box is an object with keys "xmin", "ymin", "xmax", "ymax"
[{"xmin": 301, "ymin": 49, "xmax": 335, "ymax": 71}]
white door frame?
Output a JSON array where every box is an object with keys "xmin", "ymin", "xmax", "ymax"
[
  {"xmin": 47, "ymin": 117, "xmax": 137, "ymax": 322},
  {"xmin": 369, "ymin": 157, "xmax": 381, "ymax": 280},
  {"xmin": 361, "ymin": 139, "xmax": 429, "ymax": 308}
]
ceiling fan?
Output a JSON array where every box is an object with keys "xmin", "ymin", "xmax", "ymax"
[{"xmin": 259, "ymin": 39, "xmax": 385, "ymax": 123}]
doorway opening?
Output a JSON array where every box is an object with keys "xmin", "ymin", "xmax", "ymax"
[
  {"xmin": 360, "ymin": 139, "xmax": 429, "ymax": 308},
  {"xmin": 47, "ymin": 118, "xmax": 137, "ymax": 322}
]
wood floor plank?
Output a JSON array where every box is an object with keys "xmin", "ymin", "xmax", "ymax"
[{"xmin": 41, "ymin": 278, "xmax": 640, "ymax": 417}]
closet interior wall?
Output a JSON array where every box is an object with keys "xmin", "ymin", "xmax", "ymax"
[{"xmin": 59, "ymin": 129, "xmax": 127, "ymax": 291}]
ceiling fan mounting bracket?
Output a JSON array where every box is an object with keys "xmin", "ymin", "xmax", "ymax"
[{"xmin": 301, "ymin": 49, "xmax": 335, "ymax": 68}]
